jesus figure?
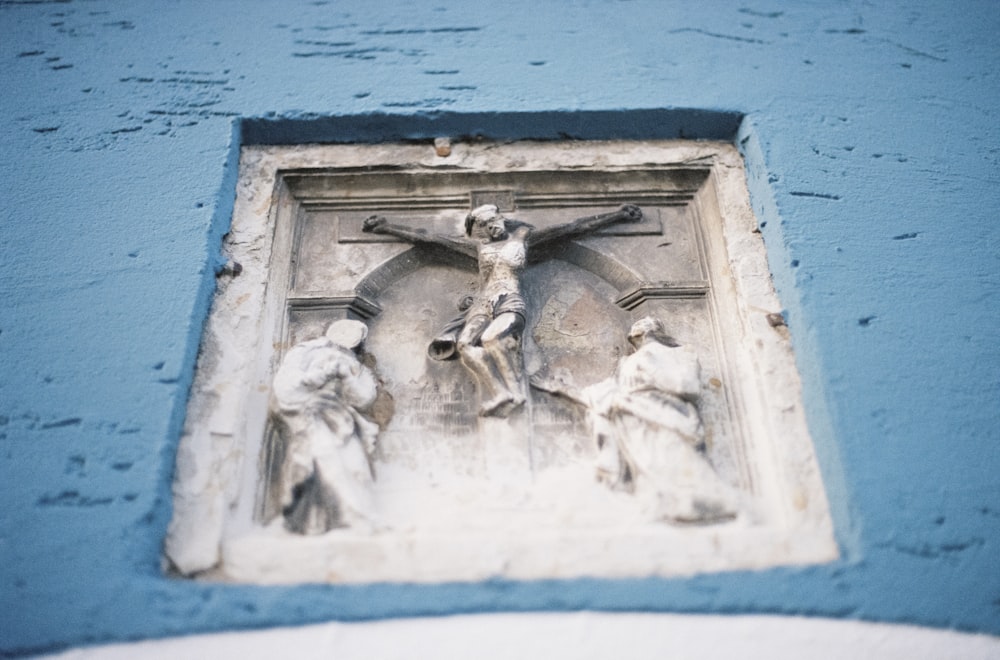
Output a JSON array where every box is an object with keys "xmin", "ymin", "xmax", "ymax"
[{"xmin": 363, "ymin": 203, "xmax": 642, "ymax": 417}]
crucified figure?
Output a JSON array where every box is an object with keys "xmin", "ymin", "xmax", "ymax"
[{"xmin": 363, "ymin": 203, "xmax": 643, "ymax": 417}]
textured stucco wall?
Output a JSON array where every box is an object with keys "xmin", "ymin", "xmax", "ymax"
[{"xmin": 1, "ymin": 0, "xmax": 997, "ymax": 655}]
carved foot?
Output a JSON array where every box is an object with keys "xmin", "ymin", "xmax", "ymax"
[{"xmin": 480, "ymin": 393, "xmax": 525, "ymax": 418}]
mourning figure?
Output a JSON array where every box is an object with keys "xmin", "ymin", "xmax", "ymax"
[
  {"xmin": 533, "ymin": 316, "xmax": 739, "ymax": 524},
  {"xmin": 269, "ymin": 320, "xmax": 380, "ymax": 534}
]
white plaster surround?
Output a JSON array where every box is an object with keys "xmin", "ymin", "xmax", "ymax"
[
  {"xmin": 42, "ymin": 614, "xmax": 1000, "ymax": 660},
  {"xmin": 165, "ymin": 140, "xmax": 837, "ymax": 584}
]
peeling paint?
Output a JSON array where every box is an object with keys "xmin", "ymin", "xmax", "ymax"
[
  {"xmin": 788, "ymin": 191, "xmax": 842, "ymax": 200},
  {"xmin": 360, "ymin": 26, "xmax": 481, "ymax": 35},
  {"xmin": 39, "ymin": 417, "xmax": 82, "ymax": 429},
  {"xmin": 36, "ymin": 491, "xmax": 114, "ymax": 507},
  {"xmin": 668, "ymin": 27, "xmax": 769, "ymax": 45},
  {"xmin": 1, "ymin": 0, "xmax": 999, "ymax": 654}
]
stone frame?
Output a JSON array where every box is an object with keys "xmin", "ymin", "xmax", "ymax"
[{"xmin": 165, "ymin": 139, "xmax": 836, "ymax": 583}]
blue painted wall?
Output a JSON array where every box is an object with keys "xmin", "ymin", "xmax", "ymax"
[{"xmin": 1, "ymin": 0, "xmax": 998, "ymax": 654}]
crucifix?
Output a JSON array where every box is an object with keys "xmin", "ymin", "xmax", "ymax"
[{"xmin": 362, "ymin": 203, "xmax": 643, "ymax": 417}]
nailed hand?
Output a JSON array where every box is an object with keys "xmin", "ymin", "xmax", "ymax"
[
  {"xmin": 362, "ymin": 215, "xmax": 388, "ymax": 233},
  {"xmin": 620, "ymin": 204, "xmax": 643, "ymax": 222}
]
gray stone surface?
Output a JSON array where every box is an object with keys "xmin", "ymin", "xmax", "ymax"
[{"xmin": 166, "ymin": 140, "xmax": 836, "ymax": 583}]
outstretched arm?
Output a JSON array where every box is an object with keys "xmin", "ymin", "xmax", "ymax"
[
  {"xmin": 526, "ymin": 204, "xmax": 643, "ymax": 251},
  {"xmin": 529, "ymin": 372, "xmax": 587, "ymax": 407},
  {"xmin": 363, "ymin": 215, "xmax": 478, "ymax": 260}
]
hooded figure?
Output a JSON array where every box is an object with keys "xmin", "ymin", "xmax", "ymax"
[
  {"xmin": 582, "ymin": 316, "xmax": 739, "ymax": 523},
  {"xmin": 532, "ymin": 316, "xmax": 740, "ymax": 524},
  {"xmin": 270, "ymin": 320, "xmax": 380, "ymax": 534}
]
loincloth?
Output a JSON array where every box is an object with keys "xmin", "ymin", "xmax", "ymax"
[
  {"xmin": 492, "ymin": 292, "xmax": 526, "ymax": 317},
  {"xmin": 427, "ymin": 293, "xmax": 526, "ymax": 361}
]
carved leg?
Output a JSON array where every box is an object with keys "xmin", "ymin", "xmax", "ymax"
[
  {"xmin": 457, "ymin": 316, "xmax": 511, "ymax": 415},
  {"xmin": 460, "ymin": 345, "xmax": 507, "ymax": 412},
  {"xmin": 480, "ymin": 313, "xmax": 526, "ymax": 417}
]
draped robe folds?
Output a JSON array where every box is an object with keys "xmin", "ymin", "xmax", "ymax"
[
  {"xmin": 583, "ymin": 341, "xmax": 739, "ymax": 523},
  {"xmin": 270, "ymin": 336, "xmax": 379, "ymax": 534}
]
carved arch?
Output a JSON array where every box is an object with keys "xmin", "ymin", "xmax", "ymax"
[
  {"xmin": 355, "ymin": 246, "xmax": 477, "ymax": 303},
  {"xmin": 354, "ymin": 242, "xmax": 642, "ymax": 307}
]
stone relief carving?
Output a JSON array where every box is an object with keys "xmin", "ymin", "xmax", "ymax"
[
  {"xmin": 362, "ymin": 203, "xmax": 642, "ymax": 417},
  {"xmin": 165, "ymin": 141, "xmax": 836, "ymax": 584},
  {"xmin": 271, "ymin": 204, "xmax": 737, "ymax": 532},
  {"xmin": 268, "ymin": 319, "xmax": 380, "ymax": 534},
  {"xmin": 532, "ymin": 316, "xmax": 739, "ymax": 524}
]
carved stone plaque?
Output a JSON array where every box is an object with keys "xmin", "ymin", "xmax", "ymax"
[{"xmin": 166, "ymin": 140, "xmax": 837, "ymax": 583}]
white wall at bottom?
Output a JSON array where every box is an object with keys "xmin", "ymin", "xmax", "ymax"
[{"xmin": 44, "ymin": 613, "xmax": 1000, "ymax": 660}]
